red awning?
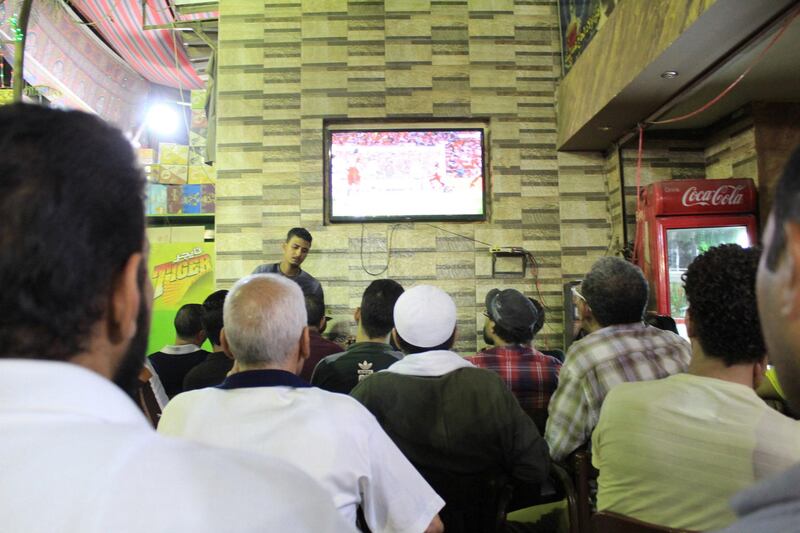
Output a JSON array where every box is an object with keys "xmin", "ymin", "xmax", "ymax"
[{"xmin": 69, "ymin": 0, "xmax": 209, "ymax": 90}]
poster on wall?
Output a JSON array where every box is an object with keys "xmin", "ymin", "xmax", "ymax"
[
  {"xmin": 559, "ymin": 0, "xmax": 618, "ymax": 74},
  {"xmin": 146, "ymin": 241, "xmax": 215, "ymax": 355}
]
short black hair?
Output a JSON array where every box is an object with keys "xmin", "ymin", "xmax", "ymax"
[
  {"xmin": 305, "ymin": 294, "xmax": 325, "ymax": 327},
  {"xmin": 765, "ymin": 146, "xmax": 800, "ymax": 271},
  {"xmin": 492, "ymin": 322, "xmax": 534, "ymax": 345},
  {"xmin": 174, "ymin": 304, "xmax": 205, "ymax": 339},
  {"xmin": 582, "ymin": 257, "xmax": 648, "ymax": 327},
  {"xmin": 530, "ymin": 298, "xmax": 545, "ymax": 336},
  {"xmin": 683, "ymin": 244, "xmax": 764, "ymax": 366},
  {"xmin": 202, "ymin": 289, "xmax": 228, "ymax": 346},
  {"xmin": 360, "ymin": 279, "xmax": 404, "ymax": 338},
  {"xmin": 287, "ymin": 227, "xmax": 312, "ymax": 244},
  {"xmin": 0, "ymin": 104, "xmax": 145, "ymax": 361},
  {"xmin": 395, "ymin": 330, "xmax": 456, "ymax": 354}
]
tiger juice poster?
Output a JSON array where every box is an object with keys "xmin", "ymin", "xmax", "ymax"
[{"xmin": 146, "ymin": 242, "xmax": 215, "ymax": 355}]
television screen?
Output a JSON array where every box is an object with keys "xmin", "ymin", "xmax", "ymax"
[{"xmin": 325, "ymin": 126, "xmax": 487, "ymax": 222}]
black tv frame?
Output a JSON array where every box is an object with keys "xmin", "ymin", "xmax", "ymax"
[{"xmin": 323, "ymin": 119, "xmax": 490, "ymax": 224}]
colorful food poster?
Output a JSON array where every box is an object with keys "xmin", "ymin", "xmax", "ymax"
[
  {"xmin": 182, "ymin": 184, "xmax": 202, "ymax": 214},
  {"xmin": 158, "ymin": 142, "xmax": 189, "ymax": 165}
]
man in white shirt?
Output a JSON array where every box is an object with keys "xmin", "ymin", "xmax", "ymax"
[
  {"xmin": 0, "ymin": 104, "xmax": 353, "ymax": 533},
  {"xmin": 159, "ymin": 274, "xmax": 445, "ymax": 533},
  {"xmin": 593, "ymin": 244, "xmax": 800, "ymax": 531}
]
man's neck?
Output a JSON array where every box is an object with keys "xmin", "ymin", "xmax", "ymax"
[
  {"xmin": 174, "ymin": 338, "xmax": 197, "ymax": 347},
  {"xmin": 688, "ymin": 342, "xmax": 757, "ymax": 388},
  {"xmin": 238, "ymin": 361, "xmax": 295, "ymax": 373},
  {"xmin": 279, "ymin": 260, "xmax": 300, "ymax": 277},
  {"xmin": 492, "ymin": 341, "xmax": 531, "ymax": 349},
  {"xmin": 355, "ymin": 324, "xmax": 390, "ymax": 344}
]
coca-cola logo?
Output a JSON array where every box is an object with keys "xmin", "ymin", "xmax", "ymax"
[{"xmin": 681, "ymin": 185, "xmax": 745, "ymax": 207}]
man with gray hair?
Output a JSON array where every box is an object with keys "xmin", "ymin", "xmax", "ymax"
[
  {"xmin": 158, "ymin": 274, "xmax": 444, "ymax": 533},
  {"xmin": 545, "ymin": 257, "xmax": 691, "ymax": 461}
]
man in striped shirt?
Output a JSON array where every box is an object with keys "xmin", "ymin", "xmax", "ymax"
[
  {"xmin": 544, "ymin": 257, "xmax": 691, "ymax": 462},
  {"xmin": 468, "ymin": 289, "xmax": 561, "ymax": 433}
]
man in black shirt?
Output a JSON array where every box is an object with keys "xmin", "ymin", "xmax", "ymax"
[
  {"xmin": 253, "ymin": 228, "xmax": 323, "ymax": 301},
  {"xmin": 312, "ymin": 279, "xmax": 404, "ymax": 393},
  {"xmin": 149, "ymin": 304, "xmax": 208, "ymax": 398},
  {"xmin": 183, "ymin": 290, "xmax": 233, "ymax": 391}
]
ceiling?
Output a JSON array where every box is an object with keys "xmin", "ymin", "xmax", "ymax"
[
  {"xmin": 650, "ymin": 10, "xmax": 800, "ymax": 131},
  {"xmin": 557, "ymin": 0, "xmax": 800, "ymax": 150}
]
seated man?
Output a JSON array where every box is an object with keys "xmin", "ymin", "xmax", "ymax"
[
  {"xmin": 593, "ymin": 244, "xmax": 800, "ymax": 531},
  {"xmin": 468, "ymin": 288, "xmax": 562, "ymax": 433},
  {"xmin": 545, "ymin": 257, "xmax": 691, "ymax": 461},
  {"xmin": 351, "ymin": 285, "xmax": 549, "ymax": 533},
  {"xmin": 299, "ymin": 293, "xmax": 343, "ymax": 381},
  {"xmin": 0, "ymin": 103, "xmax": 353, "ymax": 532},
  {"xmin": 312, "ymin": 279, "xmax": 405, "ymax": 393},
  {"xmin": 158, "ymin": 274, "xmax": 444, "ymax": 533},
  {"xmin": 148, "ymin": 303, "xmax": 208, "ymax": 398},
  {"xmin": 183, "ymin": 290, "xmax": 233, "ymax": 391}
]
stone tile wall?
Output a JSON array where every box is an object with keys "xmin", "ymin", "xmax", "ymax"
[{"xmin": 216, "ymin": 0, "xmax": 616, "ymax": 353}]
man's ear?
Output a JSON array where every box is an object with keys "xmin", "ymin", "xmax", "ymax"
[
  {"xmin": 298, "ymin": 326, "xmax": 311, "ymax": 362},
  {"xmin": 391, "ymin": 328, "xmax": 400, "ymax": 347},
  {"xmin": 784, "ymin": 221, "xmax": 800, "ymax": 319},
  {"xmin": 220, "ymin": 328, "xmax": 235, "ymax": 360},
  {"xmin": 354, "ymin": 307, "xmax": 361, "ymax": 323},
  {"xmin": 685, "ymin": 308, "xmax": 695, "ymax": 338},
  {"xmin": 752, "ymin": 354, "xmax": 769, "ymax": 390},
  {"xmin": 109, "ymin": 253, "xmax": 143, "ymax": 344}
]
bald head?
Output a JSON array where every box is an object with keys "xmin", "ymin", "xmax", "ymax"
[{"xmin": 223, "ymin": 274, "xmax": 307, "ymax": 368}]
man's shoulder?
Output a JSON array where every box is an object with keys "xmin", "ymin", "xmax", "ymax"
[
  {"xmin": 253, "ymin": 262, "xmax": 279, "ymax": 274},
  {"xmin": 135, "ymin": 433, "xmax": 354, "ymax": 531},
  {"xmin": 721, "ymin": 465, "xmax": 800, "ymax": 533}
]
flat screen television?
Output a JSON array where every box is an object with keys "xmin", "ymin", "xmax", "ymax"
[{"xmin": 324, "ymin": 122, "xmax": 488, "ymax": 223}]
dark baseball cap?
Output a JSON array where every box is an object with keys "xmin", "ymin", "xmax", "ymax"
[{"xmin": 485, "ymin": 288, "xmax": 539, "ymax": 333}]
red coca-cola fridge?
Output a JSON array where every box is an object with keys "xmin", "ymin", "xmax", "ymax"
[{"xmin": 635, "ymin": 178, "xmax": 758, "ymax": 337}]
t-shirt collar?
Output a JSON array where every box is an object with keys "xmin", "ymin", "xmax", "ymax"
[{"xmin": 217, "ymin": 369, "xmax": 311, "ymax": 390}]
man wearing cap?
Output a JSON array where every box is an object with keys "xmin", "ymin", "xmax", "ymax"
[
  {"xmin": 468, "ymin": 289, "xmax": 562, "ymax": 433},
  {"xmin": 351, "ymin": 285, "xmax": 549, "ymax": 531}
]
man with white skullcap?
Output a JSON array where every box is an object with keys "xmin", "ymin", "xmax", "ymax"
[{"xmin": 351, "ymin": 285, "xmax": 550, "ymax": 532}]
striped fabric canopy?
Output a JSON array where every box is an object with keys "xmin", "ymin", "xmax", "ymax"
[{"xmin": 69, "ymin": 0, "xmax": 209, "ymax": 90}]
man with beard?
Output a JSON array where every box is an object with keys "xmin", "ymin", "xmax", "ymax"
[
  {"xmin": 0, "ymin": 104, "xmax": 353, "ymax": 533},
  {"xmin": 468, "ymin": 289, "xmax": 562, "ymax": 433},
  {"xmin": 719, "ymin": 146, "xmax": 800, "ymax": 532}
]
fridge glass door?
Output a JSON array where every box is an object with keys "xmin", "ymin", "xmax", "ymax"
[{"xmin": 666, "ymin": 226, "xmax": 751, "ymax": 321}]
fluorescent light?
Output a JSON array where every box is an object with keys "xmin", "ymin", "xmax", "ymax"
[{"xmin": 145, "ymin": 103, "xmax": 180, "ymax": 136}]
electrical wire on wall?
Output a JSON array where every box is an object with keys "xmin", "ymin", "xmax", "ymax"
[{"xmin": 359, "ymin": 223, "xmax": 401, "ymax": 276}]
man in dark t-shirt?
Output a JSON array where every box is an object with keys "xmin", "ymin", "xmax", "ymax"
[
  {"xmin": 312, "ymin": 279, "xmax": 404, "ymax": 393},
  {"xmin": 252, "ymin": 228, "xmax": 323, "ymax": 301},
  {"xmin": 149, "ymin": 304, "xmax": 208, "ymax": 398},
  {"xmin": 183, "ymin": 290, "xmax": 233, "ymax": 391}
]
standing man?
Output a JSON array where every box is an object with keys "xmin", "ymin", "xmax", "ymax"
[
  {"xmin": 468, "ymin": 288, "xmax": 562, "ymax": 433},
  {"xmin": 721, "ymin": 146, "xmax": 800, "ymax": 532},
  {"xmin": 0, "ymin": 103, "xmax": 353, "ymax": 533},
  {"xmin": 313, "ymin": 279, "xmax": 405, "ymax": 393},
  {"xmin": 253, "ymin": 227, "xmax": 324, "ymax": 301}
]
